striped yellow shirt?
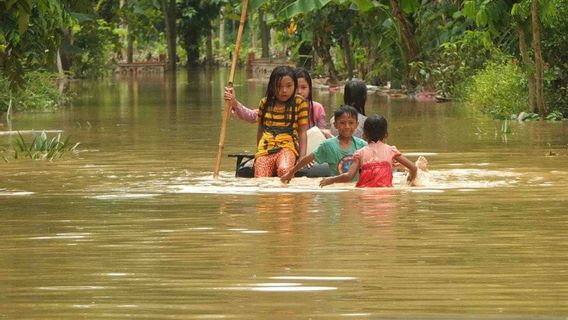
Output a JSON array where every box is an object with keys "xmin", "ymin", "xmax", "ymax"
[{"xmin": 255, "ymin": 95, "xmax": 308, "ymax": 157}]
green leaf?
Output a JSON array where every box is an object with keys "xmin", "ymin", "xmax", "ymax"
[
  {"xmin": 20, "ymin": 0, "xmax": 32, "ymax": 12},
  {"xmin": 70, "ymin": 12, "xmax": 95, "ymax": 23},
  {"xmin": 249, "ymin": 0, "xmax": 267, "ymax": 11},
  {"xmin": 463, "ymin": 1, "xmax": 476, "ymax": 18},
  {"xmin": 401, "ymin": 0, "xmax": 419, "ymax": 13},
  {"xmin": 476, "ymin": 7, "xmax": 488, "ymax": 27},
  {"xmin": 17, "ymin": 13, "xmax": 30, "ymax": 34},
  {"xmin": 350, "ymin": 0, "xmax": 375, "ymax": 12},
  {"xmin": 5, "ymin": 0, "xmax": 18, "ymax": 10},
  {"xmin": 280, "ymin": 0, "xmax": 332, "ymax": 19}
]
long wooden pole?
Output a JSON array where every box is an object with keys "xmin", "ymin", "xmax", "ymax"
[{"xmin": 213, "ymin": 0, "xmax": 249, "ymax": 178}]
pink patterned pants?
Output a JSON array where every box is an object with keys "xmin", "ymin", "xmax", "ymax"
[{"xmin": 255, "ymin": 148, "xmax": 296, "ymax": 177}]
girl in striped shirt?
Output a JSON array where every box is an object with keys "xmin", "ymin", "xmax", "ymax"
[{"xmin": 252, "ymin": 66, "xmax": 309, "ymax": 177}]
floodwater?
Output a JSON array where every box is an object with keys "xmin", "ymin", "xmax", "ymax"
[{"xmin": 1, "ymin": 69, "xmax": 568, "ymax": 319}]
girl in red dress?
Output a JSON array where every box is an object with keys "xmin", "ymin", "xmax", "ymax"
[{"xmin": 320, "ymin": 115, "xmax": 417, "ymax": 188}]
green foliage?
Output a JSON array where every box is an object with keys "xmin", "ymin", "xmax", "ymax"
[
  {"xmin": 545, "ymin": 110, "xmax": 564, "ymax": 121},
  {"xmin": 1, "ymin": 131, "xmax": 79, "ymax": 161},
  {"xmin": 1, "ymin": 0, "xmax": 69, "ymax": 89},
  {"xmin": 410, "ymin": 31, "xmax": 500, "ymax": 97},
  {"xmin": 463, "ymin": 61, "xmax": 528, "ymax": 119},
  {"xmin": 414, "ymin": 1, "xmax": 466, "ymax": 49},
  {"xmin": 70, "ymin": 19, "xmax": 118, "ymax": 79},
  {"xmin": 178, "ymin": 0, "xmax": 225, "ymax": 66},
  {"xmin": 462, "ymin": 0, "xmax": 511, "ymax": 36},
  {"xmin": 0, "ymin": 71, "xmax": 68, "ymax": 113},
  {"xmin": 542, "ymin": 0, "xmax": 568, "ymax": 117}
]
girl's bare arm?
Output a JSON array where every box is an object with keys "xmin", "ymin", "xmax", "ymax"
[
  {"xmin": 320, "ymin": 159, "xmax": 360, "ymax": 187},
  {"xmin": 256, "ymin": 123, "xmax": 263, "ymax": 146},
  {"xmin": 280, "ymin": 153, "xmax": 315, "ymax": 184},
  {"xmin": 394, "ymin": 154, "xmax": 417, "ymax": 185},
  {"xmin": 297, "ymin": 124, "xmax": 308, "ymax": 158}
]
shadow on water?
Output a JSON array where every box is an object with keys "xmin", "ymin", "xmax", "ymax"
[{"xmin": 1, "ymin": 69, "xmax": 568, "ymax": 319}]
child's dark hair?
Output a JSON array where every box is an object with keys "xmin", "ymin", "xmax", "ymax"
[
  {"xmin": 294, "ymin": 67, "xmax": 314, "ymax": 124},
  {"xmin": 344, "ymin": 80, "xmax": 367, "ymax": 116},
  {"xmin": 265, "ymin": 66, "xmax": 297, "ymax": 106},
  {"xmin": 334, "ymin": 105, "xmax": 359, "ymax": 120},
  {"xmin": 363, "ymin": 114, "xmax": 388, "ymax": 142},
  {"xmin": 294, "ymin": 67, "xmax": 312, "ymax": 101}
]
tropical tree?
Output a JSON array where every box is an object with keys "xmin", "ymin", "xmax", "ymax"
[
  {"xmin": 529, "ymin": 0, "xmax": 547, "ymax": 115},
  {"xmin": 272, "ymin": 0, "xmax": 376, "ymax": 83},
  {"xmin": 178, "ymin": 0, "xmax": 225, "ymax": 67},
  {"xmin": 1, "ymin": 0, "xmax": 69, "ymax": 88},
  {"xmin": 161, "ymin": 0, "xmax": 177, "ymax": 70},
  {"xmin": 541, "ymin": 0, "xmax": 568, "ymax": 116},
  {"xmin": 511, "ymin": 0, "xmax": 556, "ymax": 116}
]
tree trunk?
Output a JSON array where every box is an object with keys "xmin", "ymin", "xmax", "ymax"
[
  {"xmin": 119, "ymin": 0, "xmax": 127, "ymax": 62},
  {"xmin": 390, "ymin": 0, "xmax": 420, "ymax": 90},
  {"xmin": 56, "ymin": 49, "xmax": 64, "ymax": 76},
  {"xmin": 250, "ymin": 13, "xmax": 256, "ymax": 54},
  {"xmin": 389, "ymin": 0, "xmax": 419, "ymax": 62},
  {"xmin": 161, "ymin": 0, "xmax": 177, "ymax": 71},
  {"xmin": 531, "ymin": 0, "xmax": 546, "ymax": 116},
  {"xmin": 127, "ymin": 28, "xmax": 134, "ymax": 63},
  {"xmin": 341, "ymin": 33, "xmax": 354, "ymax": 80},
  {"xmin": 186, "ymin": 45, "xmax": 200, "ymax": 66},
  {"xmin": 219, "ymin": 8, "xmax": 225, "ymax": 51},
  {"xmin": 313, "ymin": 31, "xmax": 338, "ymax": 86},
  {"xmin": 60, "ymin": 27, "xmax": 73, "ymax": 70},
  {"xmin": 259, "ymin": 9, "xmax": 270, "ymax": 59},
  {"xmin": 517, "ymin": 24, "xmax": 537, "ymax": 113},
  {"xmin": 206, "ymin": 29, "xmax": 213, "ymax": 65}
]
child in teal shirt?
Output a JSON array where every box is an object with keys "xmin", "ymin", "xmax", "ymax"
[{"xmin": 281, "ymin": 105, "xmax": 367, "ymax": 183}]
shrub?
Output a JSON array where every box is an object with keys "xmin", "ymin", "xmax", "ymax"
[
  {"xmin": 70, "ymin": 20, "xmax": 117, "ymax": 79},
  {"xmin": 462, "ymin": 61, "xmax": 528, "ymax": 119},
  {"xmin": 0, "ymin": 71, "xmax": 68, "ymax": 113}
]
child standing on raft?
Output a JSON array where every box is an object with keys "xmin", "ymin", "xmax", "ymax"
[
  {"xmin": 280, "ymin": 105, "xmax": 367, "ymax": 183},
  {"xmin": 252, "ymin": 66, "xmax": 309, "ymax": 177},
  {"xmin": 320, "ymin": 115, "xmax": 417, "ymax": 188}
]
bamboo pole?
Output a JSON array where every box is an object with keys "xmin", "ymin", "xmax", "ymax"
[{"xmin": 213, "ymin": 0, "xmax": 248, "ymax": 178}]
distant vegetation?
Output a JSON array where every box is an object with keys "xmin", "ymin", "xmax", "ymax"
[{"xmin": 1, "ymin": 0, "xmax": 567, "ymax": 119}]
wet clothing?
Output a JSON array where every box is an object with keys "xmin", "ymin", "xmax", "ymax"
[
  {"xmin": 234, "ymin": 100, "xmax": 325, "ymax": 130},
  {"xmin": 353, "ymin": 141, "xmax": 401, "ymax": 187},
  {"xmin": 254, "ymin": 148, "xmax": 296, "ymax": 177},
  {"xmin": 312, "ymin": 136, "xmax": 367, "ymax": 179},
  {"xmin": 255, "ymin": 95, "xmax": 308, "ymax": 158}
]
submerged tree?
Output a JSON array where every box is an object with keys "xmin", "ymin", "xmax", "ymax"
[
  {"xmin": 530, "ymin": 0, "xmax": 547, "ymax": 116},
  {"xmin": 161, "ymin": 0, "xmax": 177, "ymax": 70}
]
